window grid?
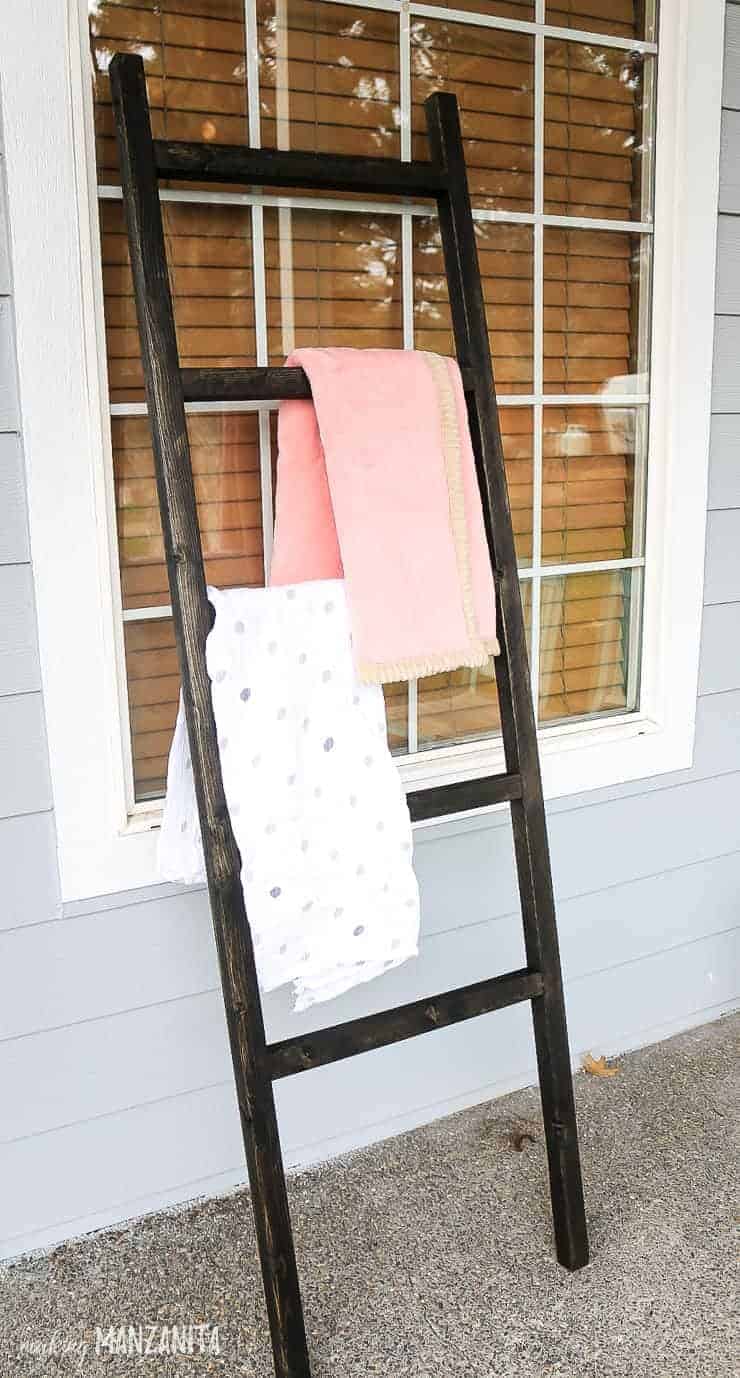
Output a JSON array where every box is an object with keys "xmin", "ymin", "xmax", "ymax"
[{"xmin": 100, "ymin": 0, "xmax": 655, "ymax": 783}]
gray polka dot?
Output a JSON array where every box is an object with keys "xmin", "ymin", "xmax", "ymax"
[
  {"xmin": 353, "ymin": 695, "xmax": 360, "ymax": 706},
  {"xmin": 298, "ymin": 653, "xmax": 307, "ymax": 665},
  {"xmin": 391, "ymin": 938, "xmax": 401, "ymax": 950},
  {"xmin": 302, "ymin": 717, "xmax": 310, "ymax": 731},
  {"xmin": 330, "ymin": 848, "xmax": 339, "ymax": 861},
  {"xmin": 180, "ymin": 820, "xmax": 187, "ymax": 834},
  {"xmin": 268, "ymin": 640, "xmax": 278, "ymax": 654},
  {"xmin": 234, "ymin": 620, "xmax": 245, "ymax": 634},
  {"xmin": 251, "ymin": 754, "xmax": 261, "ymax": 767},
  {"xmin": 302, "ymin": 901, "xmax": 313, "ymax": 912},
  {"xmin": 383, "ymin": 882, "xmax": 390, "ymax": 893},
  {"xmin": 353, "ymin": 924, "xmax": 365, "ymax": 937},
  {"xmin": 287, "ymin": 773, "xmax": 296, "ymax": 786},
  {"xmin": 270, "ymin": 886, "xmax": 281, "ymax": 898},
  {"xmin": 240, "ymin": 687, "xmax": 251, "ymax": 702},
  {"xmin": 376, "ymin": 821, "xmax": 385, "ymax": 832},
  {"xmin": 405, "ymin": 898, "xmax": 415, "ymax": 908},
  {"xmin": 323, "ymin": 736, "xmax": 334, "ymax": 752},
  {"xmin": 324, "ymin": 600, "xmax": 334, "ymax": 613},
  {"xmin": 218, "ymin": 736, "xmax": 228, "ymax": 752},
  {"xmin": 300, "ymin": 839, "xmax": 309, "ymax": 852},
  {"xmin": 286, "ymin": 588, "xmax": 296, "ymax": 600},
  {"xmin": 277, "ymin": 707, "xmax": 287, "ymax": 720},
  {"xmin": 356, "ymin": 864, "xmax": 365, "ymax": 876},
  {"xmin": 314, "ymin": 786, "xmax": 322, "ymax": 798},
  {"xmin": 279, "ymin": 942, "xmax": 288, "ymax": 954},
  {"xmin": 301, "ymin": 951, "xmax": 310, "ymax": 963},
  {"xmin": 364, "ymin": 755, "xmax": 374, "ymax": 767},
  {"xmin": 214, "ymin": 670, "xmax": 227, "ymax": 683},
  {"xmin": 349, "ymin": 794, "xmax": 357, "ymax": 807},
  {"xmin": 265, "ymin": 822, "xmax": 276, "ymax": 835},
  {"xmin": 322, "ymin": 670, "xmax": 332, "ymax": 683},
  {"xmin": 401, "ymin": 841, "xmax": 411, "ymax": 852},
  {"xmin": 335, "ymin": 907, "xmax": 345, "ymax": 919}
]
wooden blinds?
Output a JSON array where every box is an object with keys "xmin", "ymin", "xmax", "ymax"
[{"xmin": 90, "ymin": 0, "xmax": 652, "ymax": 800}]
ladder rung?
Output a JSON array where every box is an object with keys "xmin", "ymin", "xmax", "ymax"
[
  {"xmin": 154, "ymin": 140, "xmax": 448, "ymax": 197},
  {"xmin": 181, "ymin": 364, "xmax": 477, "ymax": 404},
  {"xmin": 267, "ymin": 967, "xmax": 542, "ymax": 1080},
  {"xmin": 408, "ymin": 771, "xmax": 521, "ymax": 822}
]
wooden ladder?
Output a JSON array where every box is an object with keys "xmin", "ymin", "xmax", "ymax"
[{"xmin": 110, "ymin": 52, "xmax": 589, "ymax": 1378}]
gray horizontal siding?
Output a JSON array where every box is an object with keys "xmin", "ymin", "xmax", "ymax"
[{"xmin": 1, "ymin": 7, "xmax": 739, "ymax": 1260}]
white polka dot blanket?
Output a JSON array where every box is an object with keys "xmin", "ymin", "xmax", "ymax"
[{"xmin": 158, "ymin": 579, "xmax": 420, "ymax": 1010}]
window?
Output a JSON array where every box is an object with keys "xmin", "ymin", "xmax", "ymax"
[
  {"xmin": 1, "ymin": 1, "xmax": 720, "ymax": 898},
  {"xmin": 90, "ymin": 0, "xmax": 656, "ymax": 802}
]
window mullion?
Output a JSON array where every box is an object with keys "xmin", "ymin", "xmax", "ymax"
[{"xmin": 529, "ymin": 8, "xmax": 545, "ymax": 727}]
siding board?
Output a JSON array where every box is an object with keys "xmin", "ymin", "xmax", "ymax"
[
  {"xmin": 0, "ymin": 811, "xmax": 60, "ymax": 932},
  {"xmin": 0, "ymin": 564, "xmax": 40, "ymax": 696},
  {"xmin": 699, "ymin": 601, "xmax": 740, "ymax": 693},
  {"xmin": 719, "ymin": 108, "xmax": 740, "ymax": 212},
  {"xmin": 723, "ymin": 1, "xmax": 740, "ymax": 111},
  {"xmin": 716, "ymin": 214, "xmax": 740, "ymax": 313},
  {"xmin": 0, "ymin": 693, "xmax": 52, "ymax": 819},
  {"xmin": 704, "ymin": 508, "xmax": 740, "ymax": 603},
  {"xmin": 712, "ymin": 314, "xmax": 740, "ymax": 411},
  {"xmin": 0, "ymin": 299, "xmax": 18, "ymax": 432},
  {"xmin": 708, "ymin": 413, "xmax": 740, "ymax": 509},
  {"xmin": 0, "ymin": 433, "xmax": 30, "ymax": 563}
]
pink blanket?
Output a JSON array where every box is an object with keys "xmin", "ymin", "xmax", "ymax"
[{"xmin": 270, "ymin": 347, "xmax": 499, "ymax": 683}]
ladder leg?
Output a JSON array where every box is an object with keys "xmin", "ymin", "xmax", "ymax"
[
  {"xmin": 424, "ymin": 90, "xmax": 589, "ymax": 1270},
  {"xmin": 110, "ymin": 55, "xmax": 312, "ymax": 1374}
]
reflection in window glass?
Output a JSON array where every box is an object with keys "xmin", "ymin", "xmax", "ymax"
[
  {"xmin": 411, "ymin": 18, "xmax": 534, "ymax": 213},
  {"xmin": 542, "ymin": 405, "xmax": 643, "ymax": 565},
  {"xmin": 540, "ymin": 570, "xmax": 637, "ymax": 723}
]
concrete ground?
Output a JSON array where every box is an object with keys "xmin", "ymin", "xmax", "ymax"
[{"xmin": 1, "ymin": 1015, "xmax": 737, "ymax": 1378}]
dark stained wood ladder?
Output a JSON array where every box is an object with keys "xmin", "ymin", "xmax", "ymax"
[{"xmin": 110, "ymin": 52, "xmax": 589, "ymax": 1378}]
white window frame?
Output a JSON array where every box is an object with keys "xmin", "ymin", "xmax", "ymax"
[{"xmin": 0, "ymin": 0, "xmax": 724, "ymax": 902}]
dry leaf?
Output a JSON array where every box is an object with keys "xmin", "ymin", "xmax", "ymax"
[
  {"xmin": 500, "ymin": 1118, "xmax": 539, "ymax": 1151},
  {"xmin": 582, "ymin": 1051, "xmax": 618, "ymax": 1078}
]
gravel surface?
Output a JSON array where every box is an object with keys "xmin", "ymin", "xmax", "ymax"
[{"xmin": 1, "ymin": 1014, "xmax": 737, "ymax": 1377}]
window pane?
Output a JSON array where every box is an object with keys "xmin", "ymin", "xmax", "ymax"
[
  {"xmin": 264, "ymin": 207, "xmax": 402, "ymax": 357},
  {"xmin": 417, "ymin": 583, "xmax": 531, "ymax": 750},
  {"xmin": 539, "ymin": 569, "xmax": 637, "ymax": 723},
  {"xmin": 546, "ymin": 1, "xmax": 658, "ymax": 42},
  {"xmin": 545, "ymin": 41, "xmax": 652, "ymax": 221},
  {"xmin": 258, "ymin": 0, "xmax": 401, "ymax": 159},
  {"xmin": 91, "ymin": 0, "xmax": 249, "ymax": 183},
  {"xmin": 101, "ymin": 200, "xmax": 257, "ymax": 403},
  {"xmin": 124, "ymin": 617, "xmax": 179, "ymax": 802},
  {"xmin": 113, "ymin": 413, "xmax": 264, "ymax": 612},
  {"xmin": 411, "ymin": 19, "xmax": 534, "ymax": 213},
  {"xmin": 544, "ymin": 228, "xmax": 650, "ymax": 395},
  {"xmin": 542, "ymin": 404, "xmax": 645, "ymax": 564},
  {"xmin": 413, "ymin": 218, "xmax": 534, "ymax": 396}
]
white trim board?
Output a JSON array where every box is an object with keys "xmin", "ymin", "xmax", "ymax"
[{"xmin": 0, "ymin": 0, "xmax": 725, "ymax": 900}]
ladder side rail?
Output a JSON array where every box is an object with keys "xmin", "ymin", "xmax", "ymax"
[
  {"xmin": 424, "ymin": 91, "xmax": 589, "ymax": 1271},
  {"xmin": 109, "ymin": 54, "xmax": 311, "ymax": 1378}
]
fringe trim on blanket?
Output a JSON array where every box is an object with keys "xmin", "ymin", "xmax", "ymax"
[{"xmin": 356, "ymin": 638, "xmax": 500, "ymax": 686}]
